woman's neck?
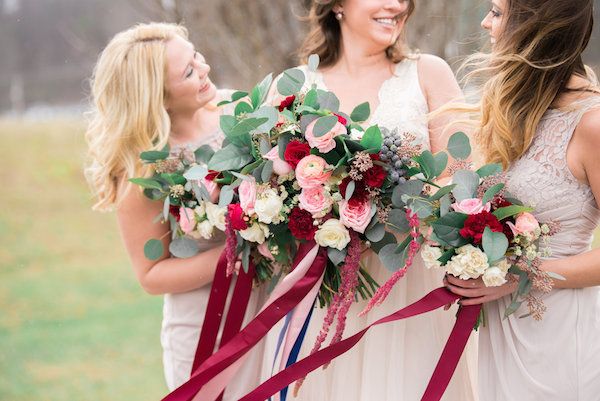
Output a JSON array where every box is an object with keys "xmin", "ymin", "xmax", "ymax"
[
  {"xmin": 327, "ymin": 35, "xmax": 393, "ymax": 77},
  {"xmin": 169, "ymin": 109, "xmax": 203, "ymax": 145}
]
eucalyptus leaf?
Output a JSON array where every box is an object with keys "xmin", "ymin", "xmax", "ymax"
[
  {"xmin": 345, "ymin": 180, "xmax": 356, "ymax": 201},
  {"xmin": 220, "ymin": 115, "xmax": 237, "ymax": 134},
  {"xmin": 482, "ymin": 183, "xmax": 505, "ymax": 204},
  {"xmin": 439, "ymin": 193, "xmax": 452, "ymax": 217},
  {"xmin": 129, "ymin": 177, "xmax": 163, "ymax": 191},
  {"xmin": 169, "ymin": 237, "xmax": 200, "ymax": 258},
  {"xmin": 350, "ymin": 102, "xmax": 370, "ymax": 122},
  {"xmin": 250, "ymin": 106, "xmax": 279, "ymax": 133},
  {"xmin": 316, "ymin": 89, "xmax": 340, "ymax": 112},
  {"xmin": 327, "ymin": 247, "xmax": 347, "ymax": 266},
  {"xmin": 365, "ymin": 222, "xmax": 385, "ymax": 243},
  {"xmin": 482, "ymin": 227, "xmax": 509, "ymax": 263},
  {"xmin": 312, "ymin": 115, "xmax": 339, "ymax": 138},
  {"xmin": 241, "ymin": 242, "xmax": 251, "ymax": 273},
  {"xmin": 277, "ymin": 68, "xmax": 305, "ymax": 96},
  {"xmin": 392, "ymin": 180, "xmax": 424, "ymax": 207},
  {"xmin": 163, "ymin": 196, "xmax": 171, "ymax": 221},
  {"xmin": 277, "ymin": 133, "xmax": 293, "ymax": 160},
  {"xmin": 433, "ymin": 151, "xmax": 449, "ymax": 177},
  {"xmin": 194, "ymin": 145, "xmax": 214, "ymax": 165},
  {"xmin": 300, "ymin": 114, "xmax": 320, "ymax": 134},
  {"xmin": 218, "ymin": 185, "xmax": 234, "ymax": 208},
  {"xmin": 140, "ymin": 150, "xmax": 169, "ymax": 162},
  {"xmin": 386, "ymin": 209, "xmax": 410, "ymax": 233},
  {"xmin": 429, "ymin": 184, "xmax": 457, "ymax": 202},
  {"xmin": 447, "ymin": 131, "xmax": 471, "ymax": 160},
  {"xmin": 261, "ymin": 160, "xmax": 274, "ymax": 182},
  {"xmin": 431, "ymin": 212, "xmax": 469, "ymax": 247},
  {"xmin": 452, "ymin": 170, "xmax": 480, "ymax": 201},
  {"xmin": 227, "ymin": 117, "xmax": 268, "ymax": 146},
  {"xmin": 411, "ymin": 198, "xmax": 433, "ymax": 219},
  {"xmin": 234, "ymin": 101, "xmax": 253, "ymax": 116},
  {"xmin": 370, "ymin": 231, "xmax": 396, "ymax": 253},
  {"xmin": 378, "ymin": 243, "xmax": 402, "ymax": 272},
  {"xmin": 183, "ymin": 165, "xmax": 208, "ymax": 181},
  {"xmin": 504, "ymin": 299, "xmax": 523, "ymax": 318},
  {"xmin": 144, "ymin": 239, "xmax": 164, "ymax": 260},
  {"xmin": 359, "ymin": 125, "xmax": 382, "ymax": 152},
  {"xmin": 416, "ymin": 150, "xmax": 436, "ymax": 180},
  {"xmin": 308, "ymin": 54, "xmax": 320, "ymax": 72},
  {"xmin": 208, "ymin": 144, "xmax": 254, "ymax": 171},
  {"xmin": 546, "ymin": 271, "xmax": 567, "ymax": 281},
  {"xmin": 303, "ymin": 89, "xmax": 319, "ymax": 109},
  {"xmin": 259, "ymin": 137, "xmax": 272, "ymax": 156},
  {"xmin": 493, "ymin": 205, "xmax": 534, "ymax": 221},
  {"xmin": 255, "ymin": 73, "xmax": 274, "ymax": 107},
  {"xmin": 476, "ymin": 163, "xmax": 503, "ymax": 178}
]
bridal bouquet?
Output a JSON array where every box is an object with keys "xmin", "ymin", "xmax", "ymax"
[{"xmin": 388, "ymin": 132, "xmax": 560, "ymax": 320}]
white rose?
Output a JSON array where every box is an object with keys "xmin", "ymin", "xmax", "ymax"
[
  {"xmin": 457, "ymin": 244, "xmax": 489, "ymax": 279},
  {"xmin": 350, "ymin": 128, "xmax": 364, "ymax": 141},
  {"xmin": 314, "ymin": 219, "xmax": 351, "ymax": 250},
  {"xmin": 254, "ymin": 188, "xmax": 284, "ymax": 224},
  {"xmin": 421, "ymin": 244, "xmax": 443, "ymax": 269},
  {"xmin": 495, "ymin": 258, "xmax": 511, "ymax": 274},
  {"xmin": 196, "ymin": 219, "xmax": 214, "ymax": 240},
  {"xmin": 482, "ymin": 266, "xmax": 508, "ymax": 287},
  {"xmin": 205, "ymin": 202, "xmax": 226, "ymax": 231},
  {"xmin": 445, "ymin": 255, "xmax": 467, "ymax": 278},
  {"xmin": 240, "ymin": 223, "xmax": 269, "ymax": 244}
]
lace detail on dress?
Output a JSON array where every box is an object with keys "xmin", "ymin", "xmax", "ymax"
[
  {"xmin": 506, "ymin": 97, "xmax": 600, "ymax": 214},
  {"xmin": 300, "ymin": 59, "xmax": 430, "ymax": 150}
]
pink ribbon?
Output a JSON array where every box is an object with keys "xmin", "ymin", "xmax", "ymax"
[{"xmin": 238, "ymin": 288, "xmax": 481, "ymax": 401}]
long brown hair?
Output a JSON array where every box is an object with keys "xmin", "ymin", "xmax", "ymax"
[
  {"xmin": 468, "ymin": 0, "xmax": 598, "ymax": 168},
  {"xmin": 298, "ymin": 0, "xmax": 416, "ymax": 67}
]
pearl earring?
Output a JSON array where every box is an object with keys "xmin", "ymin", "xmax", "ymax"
[{"xmin": 335, "ymin": 11, "xmax": 343, "ymax": 21}]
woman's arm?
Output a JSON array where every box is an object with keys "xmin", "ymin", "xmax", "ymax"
[{"xmin": 117, "ymin": 186, "xmax": 222, "ymax": 295}]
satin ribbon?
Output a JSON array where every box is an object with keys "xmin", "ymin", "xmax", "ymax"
[
  {"xmin": 238, "ymin": 288, "xmax": 481, "ymax": 401},
  {"xmin": 162, "ymin": 242, "xmax": 328, "ymax": 401}
]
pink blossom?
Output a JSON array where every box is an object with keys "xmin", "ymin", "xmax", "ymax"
[
  {"xmin": 451, "ymin": 198, "xmax": 491, "ymax": 215},
  {"xmin": 257, "ymin": 242, "xmax": 275, "ymax": 261},
  {"xmin": 263, "ymin": 145, "xmax": 293, "ymax": 176},
  {"xmin": 507, "ymin": 212, "xmax": 540, "ymax": 235},
  {"xmin": 199, "ymin": 177, "xmax": 220, "ymax": 203},
  {"xmin": 339, "ymin": 199, "xmax": 372, "ymax": 233},
  {"xmin": 238, "ymin": 177, "xmax": 257, "ymax": 214},
  {"xmin": 298, "ymin": 186, "xmax": 333, "ymax": 217},
  {"xmin": 295, "ymin": 155, "xmax": 332, "ymax": 189},
  {"xmin": 178, "ymin": 207, "xmax": 196, "ymax": 234},
  {"xmin": 304, "ymin": 118, "xmax": 346, "ymax": 153}
]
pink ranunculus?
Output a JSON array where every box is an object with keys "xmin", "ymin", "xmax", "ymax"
[
  {"xmin": 508, "ymin": 212, "xmax": 540, "ymax": 235},
  {"xmin": 298, "ymin": 186, "xmax": 333, "ymax": 217},
  {"xmin": 199, "ymin": 177, "xmax": 220, "ymax": 203},
  {"xmin": 238, "ymin": 177, "xmax": 257, "ymax": 214},
  {"xmin": 451, "ymin": 198, "xmax": 491, "ymax": 215},
  {"xmin": 304, "ymin": 118, "xmax": 346, "ymax": 153},
  {"xmin": 263, "ymin": 146, "xmax": 293, "ymax": 176},
  {"xmin": 178, "ymin": 206, "xmax": 197, "ymax": 234},
  {"xmin": 257, "ymin": 242, "xmax": 275, "ymax": 261},
  {"xmin": 295, "ymin": 155, "xmax": 332, "ymax": 189},
  {"xmin": 339, "ymin": 199, "xmax": 373, "ymax": 233}
]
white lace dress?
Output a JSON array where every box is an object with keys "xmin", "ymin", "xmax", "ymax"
[
  {"xmin": 479, "ymin": 97, "xmax": 600, "ymax": 401},
  {"xmin": 161, "ymin": 90, "xmax": 267, "ymax": 398},
  {"xmin": 260, "ymin": 59, "xmax": 477, "ymax": 401}
]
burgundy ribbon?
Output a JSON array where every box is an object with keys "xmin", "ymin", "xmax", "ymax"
[
  {"xmin": 238, "ymin": 288, "xmax": 481, "ymax": 401},
  {"xmin": 162, "ymin": 242, "xmax": 328, "ymax": 401}
]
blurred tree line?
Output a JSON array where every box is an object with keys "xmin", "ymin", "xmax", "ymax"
[{"xmin": 1, "ymin": 0, "xmax": 599, "ymax": 115}]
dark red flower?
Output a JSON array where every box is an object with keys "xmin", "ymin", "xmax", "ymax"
[
  {"xmin": 278, "ymin": 95, "xmax": 296, "ymax": 112},
  {"xmin": 363, "ymin": 164, "xmax": 386, "ymax": 188},
  {"xmin": 227, "ymin": 204, "xmax": 248, "ymax": 231},
  {"xmin": 205, "ymin": 170, "xmax": 221, "ymax": 181},
  {"xmin": 333, "ymin": 113, "xmax": 347, "ymax": 126},
  {"xmin": 169, "ymin": 205, "xmax": 180, "ymax": 222},
  {"xmin": 459, "ymin": 211, "xmax": 504, "ymax": 245},
  {"xmin": 288, "ymin": 207, "xmax": 317, "ymax": 240},
  {"xmin": 493, "ymin": 197, "xmax": 512, "ymax": 209},
  {"xmin": 339, "ymin": 177, "xmax": 370, "ymax": 202},
  {"xmin": 283, "ymin": 140, "xmax": 311, "ymax": 169}
]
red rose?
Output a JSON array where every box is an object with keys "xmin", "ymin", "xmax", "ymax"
[
  {"xmin": 339, "ymin": 177, "xmax": 369, "ymax": 202},
  {"xmin": 288, "ymin": 207, "xmax": 317, "ymax": 240},
  {"xmin": 169, "ymin": 205, "xmax": 181, "ymax": 222},
  {"xmin": 278, "ymin": 95, "xmax": 296, "ymax": 112},
  {"xmin": 283, "ymin": 140, "xmax": 311, "ymax": 169},
  {"xmin": 228, "ymin": 204, "xmax": 248, "ymax": 231},
  {"xmin": 333, "ymin": 113, "xmax": 347, "ymax": 126},
  {"xmin": 205, "ymin": 170, "xmax": 221, "ymax": 181},
  {"xmin": 363, "ymin": 164, "xmax": 386, "ymax": 188},
  {"xmin": 459, "ymin": 211, "xmax": 504, "ymax": 244}
]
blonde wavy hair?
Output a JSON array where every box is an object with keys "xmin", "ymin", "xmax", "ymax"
[
  {"xmin": 298, "ymin": 0, "xmax": 415, "ymax": 67},
  {"xmin": 453, "ymin": 0, "xmax": 599, "ymax": 168},
  {"xmin": 85, "ymin": 22, "xmax": 189, "ymax": 211}
]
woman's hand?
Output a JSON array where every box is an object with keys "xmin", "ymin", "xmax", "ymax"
[{"xmin": 443, "ymin": 274, "xmax": 518, "ymax": 306}]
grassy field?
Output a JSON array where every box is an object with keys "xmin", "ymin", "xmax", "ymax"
[
  {"xmin": 0, "ymin": 119, "xmax": 165, "ymax": 401},
  {"xmin": 1, "ymin": 119, "xmax": 599, "ymax": 401}
]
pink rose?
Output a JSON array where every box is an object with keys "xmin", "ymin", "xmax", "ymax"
[
  {"xmin": 238, "ymin": 178, "xmax": 257, "ymax": 214},
  {"xmin": 304, "ymin": 118, "xmax": 346, "ymax": 153},
  {"xmin": 179, "ymin": 207, "xmax": 196, "ymax": 234},
  {"xmin": 295, "ymin": 155, "xmax": 332, "ymax": 189},
  {"xmin": 507, "ymin": 212, "xmax": 540, "ymax": 235},
  {"xmin": 339, "ymin": 199, "xmax": 373, "ymax": 233},
  {"xmin": 199, "ymin": 177, "xmax": 220, "ymax": 203},
  {"xmin": 257, "ymin": 242, "xmax": 275, "ymax": 261},
  {"xmin": 263, "ymin": 146, "xmax": 293, "ymax": 176},
  {"xmin": 298, "ymin": 186, "xmax": 333, "ymax": 217},
  {"xmin": 451, "ymin": 198, "xmax": 491, "ymax": 215}
]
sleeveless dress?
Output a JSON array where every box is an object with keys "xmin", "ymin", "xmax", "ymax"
[
  {"xmin": 161, "ymin": 90, "xmax": 267, "ymax": 399},
  {"xmin": 260, "ymin": 59, "xmax": 477, "ymax": 401},
  {"xmin": 479, "ymin": 96, "xmax": 600, "ymax": 401}
]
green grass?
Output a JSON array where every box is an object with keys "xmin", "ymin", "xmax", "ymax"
[{"xmin": 0, "ymin": 119, "xmax": 166, "ymax": 401}]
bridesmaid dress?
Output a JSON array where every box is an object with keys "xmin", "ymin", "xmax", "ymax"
[{"xmin": 479, "ymin": 96, "xmax": 600, "ymax": 401}]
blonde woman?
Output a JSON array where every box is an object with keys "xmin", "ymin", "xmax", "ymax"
[
  {"xmin": 261, "ymin": 1, "xmax": 477, "ymax": 400},
  {"xmin": 444, "ymin": 1, "xmax": 600, "ymax": 400},
  {"xmin": 85, "ymin": 23, "xmax": 265, "ymax": 397}
]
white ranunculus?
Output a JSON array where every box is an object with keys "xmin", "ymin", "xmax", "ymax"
[
  {"xmin": 482, "ymin": 266, "xmax": 508, "ymax": 287},
  {"xmin": 240, "ymin": 223, "xmax": 269, "ymax": 244},
  {"xmin": 254, "ymin": 188, "xmax": 284, "ymax": 224},
  {"xmin": 205, "ymin": 202, "xmax": 226, "ymax": 231},
  {"xmin": 314, "ymin": 219, "xmax": 351, "ymax": 250},
  {"xmin": 421, "ymin": 244, "xmax": 443, "ymax": 269},
  {"xmin": 196, "ymin": 219, "xmax": 214, "ymax": 240}
]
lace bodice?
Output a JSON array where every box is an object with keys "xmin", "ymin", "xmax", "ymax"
[
  {"xmin": 299, "ymin": 57, "xmax": 431, "ymax": 150},
  {"xmin": 506, "ymin": 96, "xmax": 600, "ymax": 257}
]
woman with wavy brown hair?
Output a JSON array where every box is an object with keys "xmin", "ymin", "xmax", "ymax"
[
  {"xmin": 444, "ymin": 0, "xmax": 600, "ymax": 399},
  {"xmin": 261, "ymin": 1, "xmax": 477, "ymax": 400}
]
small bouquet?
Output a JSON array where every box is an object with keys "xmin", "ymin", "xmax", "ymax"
[{"xmin": 395, "ymin": 132, "xmax": 560, "ymax": 320}]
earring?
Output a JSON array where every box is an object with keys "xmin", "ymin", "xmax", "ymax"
[{"xmin": 335, "ymin": 11, "xmax": 343, "ymax": 21}]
